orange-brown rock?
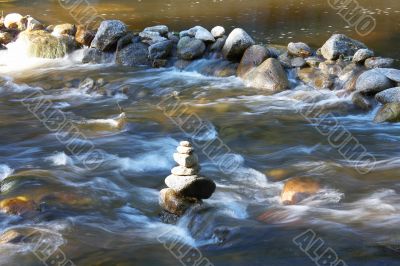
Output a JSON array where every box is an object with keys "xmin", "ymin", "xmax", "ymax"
[
  {"xmin": 281, "ymin": 177, "xmax": 320, "ymax": 205},
  {"xmin": 75, "ymin": 25, "xmax": 96, "ymax": 46},
  {"xmin": 0, "ymin": 196, "xmax": 38, "ymax": 215}
]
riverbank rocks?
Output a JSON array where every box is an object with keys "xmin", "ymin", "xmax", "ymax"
[
  {"xmin": 159, "ymin": 141, "xmax": 216, "ymax": 219},
  {"xmin": 281, "ymin": 177, "xmax": 320, "ymax": 205},
  {"xmin": 4, "ymin": 13, "xmax": 26, "ymax": 30},
  {"xmin": 52, "ymin": 23, "xmax": 76, "ymax": 37},
  {"xmin": 16, "ymin": 30, "xmax": 78, "ymax": 58},
  {"xmin": 320, "ymin": 34, "xmax": 368, "ymax": 60},
  {"xmin": 116, "ymin": 42, "xmax": 150, "ymax": 66},
  {"xmin": 352, "ymin": 48, "xmax": 374, "ymax": 64},
  {"xmin": 365, "ymin": 57, "xmax": 395, "ymax": 69},
  {"xmin": 143, "ymin": 25, "xmax": 169, "ymax": 36},
  {"xmin": 75, "ymin": 25, "xmax": 95, "ymax": 46},
  {"xmin": 211, "ymin": 26, "xmax": 225, "ymax": 38},
  {"xmin": 26, "ymin": 16, "xmax": 44, "ymax": 31},
  {"xmin": 177, "ymin": 36, "xmax": 206, "ymax": 60},
  {"xmin": 374, "ymin": 103, "xmax": 400, "ymax": 123},
  {"xmin": 222, "ymin": 28, "xmax": 255, "ymax": 61},
  {"xmin": 243, "ymin": 58, "xmax": 289, "ymax": 91},
  {"xmin": 91, "ymin": 20, "xmax": 127, "ymax": 51},
  {"xmin": 237, "ymin": 45, "xmax": 270, "ymax": 78},
  {"xmin": 148, "ymin": 40, "xmax": 173, "ymax": 60},
  {"xmin": 356, "ymin": 69, "xmax": 395, "ymax": 95},
  {"xmin": 139, "ymin": 30, "xmax": 167, "ymax": 45},
  {"xmin": 287, "ymin": 42, "xmax": 312, "ymax": 58},
  {"xmin": 376, "ymin": 87, "xmax": 400, "ymax": 104}
]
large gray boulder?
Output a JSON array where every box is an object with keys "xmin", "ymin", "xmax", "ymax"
[
  {"xmin": 243, "ymin": 58, "xmax": 289, "ymax": 91},
  {"xmin": 222, "ymin": 28, "xmax": 255, "ymax": 61},
  {"xmin": 177, "ymin": 36, "xmax": 206, "ymax": 60},
  {"xmin": 237, "ymin": 45, "xmax": 270, "ymax": 78},
  {"xmin": 91, "ymin": 20, "xmax": 127, "ymax": 51},
  {"xmin": 116, "ymin": 42, "xmax": 150, "ymax": 66},
  {"xmin": 375, "ymin": 87, "xmax": 400, "ymax": 104},
  {"xmin": 148, "ymin": 40, "xmax": 173, "ymax": 60},
  {"xmin": 374, "ymin": 103, "xmax": 400, "ymax": 123},
  {"xmin": 355, "ymin": 69, "xmax": 395, "ymax": 95},
  {"xmin": 320, "ymin": 34, "xmax": 367, "ymax": 60}
]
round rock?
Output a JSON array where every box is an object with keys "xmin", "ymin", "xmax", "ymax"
[
  {"xmin": 173, "ymin": 153, "xmax": 198, "ymax": 167},
  {"xmin": 177, "ymin": 145, "xmax": 193, "ymax": 154},
  {"xmin": 222, "ymin": 28, "xmax": 255, "ymax": 61},
  {"xmin": 352, "ymin": 48, "xmax": 374, "ymax": 64},
  {"xmin": 375, "ymin": 87, "xmax": 400, "ymax": 104},
  {"xmin": 356, "ymin": 69, "xmax": 395, "ymax": 95},
  {"xmin": 165, "ymin": 175, "xmax": 216, "ymax": 199},
  {"xmin": 287, "ymin": 42, "xmax": 312, "ymax": 58},
  {"xmin": 211, "ymin": 26, "xmax": 225, "ymax": 38}
]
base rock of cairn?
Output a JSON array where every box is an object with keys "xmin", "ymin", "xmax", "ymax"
[{"xmin": 159, "ymin": 141, "xmax": 216, "ymax": 222}]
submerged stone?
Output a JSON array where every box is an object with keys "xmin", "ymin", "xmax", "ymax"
[
  {"xmin": 374, "ymin": 103, "xmax": 400, "ymax": 123},
  {"xmin": 281, "ymin": 177, "xmax": 320, "ymax": 205},
  {"xmin": 0, "ymin": 196, "xmax": 37, "ymax": 215},
  {"xmin": 159, "ymin": 188, "xmax": 200, "ymax": 216}
]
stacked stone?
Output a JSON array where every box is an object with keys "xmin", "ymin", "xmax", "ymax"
[{"xmin": 159, "ymin": 141, "xmax": 216, "ymax": 217}]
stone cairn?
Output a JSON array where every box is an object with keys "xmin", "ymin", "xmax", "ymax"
[{"xmin": 159, "ymin": 141, "xmax": 216, "ymax": 221}]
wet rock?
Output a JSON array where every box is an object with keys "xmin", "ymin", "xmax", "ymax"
[
  {"xmin": 167, "ymin": 32, "xmax": 179, "ymax": 43},
  {"xmin": 143, "ymin": 25, "xmax": 169, "ymax": 36},
  {"xmin": 278, "ymin": 52, "xmax": 292, "ymax": 68},
  {"xmin": 291, "ymin": 57, "xmax": 307, "ymax": 68},
  {"xmin": 116, "ymin": 42, "xmax": 150, "ymax": 66},
  {"xmin": 26, "ymin": 16, "xmax": 44, "ymax": 31},
  {"xmin": 305, "ymin": 56, "xmax": 324, "ymax": 67},
  {"xmin": 189, "ymin": 26, "xmax": 215, "ymax": 42},
  {"xmin": 176, "ymin": 145, "xmax": 194, "ymax": 154},
  {"xmin": 0, "ymin": 196, "xmax": 37, "ymax": 215},
  {"xmin": 4, "ymin": 13, "xmax": 26, "ymax": 30},
  {"xmin": 281, "ymin": 177, "xmax": 320, "ymax": 205},
  {"xmin": 174, "ymin": 59, "xmax": 192, "ymax": 70},
  {"xmin": 180, "ymin": 140, "xmax": 191, "ymax": 147},
  {"xmin": 352, "ymin": 92, "xmax": 373, "ymax": 110},
  {"xmin": 297, "ymin": 68, "xmax": 335, "ymax": 90},
  {"xmin": 237, "ymin": 45, "xmax": 270, "ymax": 78},
  {"xmin": 91, "ymin": 20, "xmax": 127, "ymax": 51},
  {"xmin": 365, "ymin": 57, "xmax": 395, "ymax": 69},
  {"xmin": 165, "ymin": 175, "xmax": 216, "ymax": 199},
  {"xmin": 16, "ymin": 30, "xmax": 78, "ymax": 58},
  {"xmin": 320, "ymin": 34, "xmax": 367, "ymax": 60},
  {"xmin": 222, "ymin": 28, "xmax": 255, "ymax": 61},
  {"xmin": 211, "ymin": 26, "xmax": 225, "ymax": 38},
  {"xmin": 139, "ymin": 31, "xmax": 167, "ymax": 45},
  {"xmin": 52, "ymin": 23, "xmax": 76, "ymax": 37},
  {"xmin": 179, "ymin": 30, "xmax": 191, "ymax": 38},
  {"xmin": 356, "ymin": 69, "xmax": 395, "ymax": 95},
  {"xmin": 352, "ymin": 48, "xmax": 374, "ymax": 64},
  {"xmin": 210, "ymin": 36, "xmax": 226, "ymax": 52},
  {"xmin": 159, "ymin": 188, "xmax": 200, "ymax": 216},
  {"xmin": 82, "ymin": 48, "xmax": 114, "ymax": 64},
  {"xmin": 171, "ymin": 165, "xmax": 199, "ymax": 176},
  {"xmin": 173, "ymin": 153, "xmax": 198, "ymax": 168},
  {"xmin": 378, "ymin": 68, "xmax": 400, "ymax": 83},
  {"xmin": 148, "ymin": 40, "xmax": 173, "ymax": 60},
  {"xmin": 243, "ymin": 58, "xmax": 289, "ymax": 91},
  {"xmin": 177, "ymin": 36, "xmax": 206, "ymax": 60},
  {"xmin": 0, "ymin": 229, "xmax": 24, "ymax": 244},
  {"xmin": 374, "ymin": 103, "xmax": 400, "ymax": 123},
  {"xmin": 75, "ymin": 25, "xmax": 96, "ymax": 46},
  {"xmin": 375, "ymin": 87, "xmax": 400, "ymax": 104},
  {"xmin": 287, "ymin": 42, "xmax": 312, "ymax": 58},
  {"xmin": 0, "ymin": 31, "xmax": 13, "ymax": 45},
  {"xmin": 152, "ymin": 59, "xmax": 168, "ymax": 68},
  {"xmin": 78, "ymin": 77, "xmax": 95, "ymax": 91}
]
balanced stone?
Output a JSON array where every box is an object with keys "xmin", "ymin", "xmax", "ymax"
[
  {"xmin": 165, "ymin": 175, "xmax": 216, "ymax": 199},
  {"xmin": 177, "ymin": 145, "xmax": 193, "ymax": 154},
  {"xmin": 173, "ymin": 152, "xmax": 198, "ymax": 167},
  {"xmin": 159, "ymin": 188, "xmax": 200, "ymax": 216},
  {"xmin": 180, "ymin": 141, "xmax": 191, "ymax": 147},
  {"xmin": 171, "ymin": 165, "xmax": 199, "ymax": 176}
]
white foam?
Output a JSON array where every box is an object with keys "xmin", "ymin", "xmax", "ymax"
[
  {"xmin": 0, "ymin": 165, "xmax": 13, "ymax": 181},
  {"xmin": 45, "ymin": 152, "xmax": 73, "ymax": 166}
]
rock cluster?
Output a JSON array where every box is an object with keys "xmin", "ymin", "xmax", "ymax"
[{"xmin": 159, "ymin": 141, "xmax": 216, "ymax": 219}]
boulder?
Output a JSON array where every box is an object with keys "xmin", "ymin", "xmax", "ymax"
[
  {"xmin": 143, "ymin": 25, "xmax": 169, "ymax": 36},
  {"xmin": 291, "ymin": 57, "xmax": 307, "ymax": 68},
  {"xmin": 374, "ymin": 103, "xmax": 400, "ymax": 123},
  {"xmin": 189, "ymin": 26, "xmax": 215, "ymax": 42},
  {"xmin": 116, "ymin": 42, "xmax": 150, "ymax": 66},
  {"xmin": 177, "ymin": 36, "xmax": 206, "ymax": 60},
  {"xmin": 91, "ymin": 20, "xmax": 127, "ymax": 51},
  {"xmin": 139, "ymin": 31, "xmax": 167, "ymax": 45},
  {"xmin": 237, "ymin": 45, "xmax": 270, "ymax": 78},
  {"xmin": 222, "ymin": 28, "xmax": 255, "ymax": 61},
  {"xmin": 82, "ymin": 48, "xmax": 114, "ymax": 64},
  {"xmin": 320, "ymin": 34, "xmax": 368, "ymax": 60},
  {"xmin": 159, "ymin": 188, "xmax": 200, "ymax": 216},
  {"xmin": 355, "ymin": 69, "xmax": 395, "ymax": 95},
  {"xmin": 148, "ymin": 40, "xmax": 173, "ymax": 60},
  {"xmin": 287, "ymin": 42, "xmax": 312, "ymax": 57},
  {"xmin": 15, "ymin": 30, "xmax": 78, "ymax": 58},
  {"xmin": 243, "ymin": 58, "xmax": 289, "ymax": 91},
  {"xmin": 26, "ymin": 16, "xmax": 44, "ymax": 31},
  {"xmin": 378, "ymin": 68, "xmax": 400, "ymax": 83},
  {"xmin": 0, "ymin": 32, "xmax": 13, "ymax": 45},
  {"xmin": 52, "ymin": 23, "xmax": 76, "ymax": 37},
  {"xmin": 165, "ymin": 175, "xmax": 216, "ymax": 199},
  {"xmin": 375, "ymin": 87, "xmax": 400, "ymax": 104},
  {"xmin": 0, "ymin": 196, "xmax": 37, "ymax": 215},
  {"xmin": 352, "ymin": 92, "xmax": 373, "ymax": 110},
  {"xmin": 211, "ymin": 26, "xmax": 225, "ymax": 38},
  {"xmin": 4, "ymin": 13, "xmax": 26, "ymax": 30},
  {"xmin": 75, "ymin": 25, "xmax": 96, "ymax": 46},
  {"xmin": 365, "ymin": 57, "xmax": 395, "ymax": 69},
  {"xmin": 352, "ymin": 48, "xmax": 374, "ymax": 64},
  {"xmin": 281, "ymin": 177, "xmax": 320, "ymax": 205}
]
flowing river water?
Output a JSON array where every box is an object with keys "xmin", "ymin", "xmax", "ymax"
[{"xmin": 0, "ymin": 0, "xmax": 400, "ymax": 265}]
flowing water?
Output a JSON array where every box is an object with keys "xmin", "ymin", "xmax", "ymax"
[{"xmin": 0, "ymin": 0, "xmax": 400, "ymax": 265}]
